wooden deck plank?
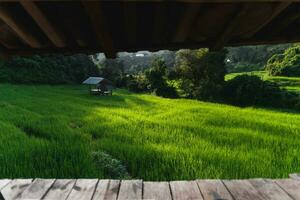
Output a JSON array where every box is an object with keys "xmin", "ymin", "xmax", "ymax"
[
  {"xmin": 92, "ymin": 179, "xmax": 120, "ymax": 200},
  {"xmin": 289, "ymin": 173, "xmax": 300, "ymax": 180},
  {"xmin": 117, "ymin": 180, "xmax": 142, "ymax": 200},
  {"xmin": 170, "ymin": 181, "xmax": 203, "ymax": 200},
  {"xmin": 275, "ymin": 179, "xmax": 300, "ymax": 200},
  {"xmin": 43, "ymin": 179, "xmax": 76, "ymax": 200},
  {"xmin": 1, "ymin": 177, "xmax": 299, "ymax": 200},
  {"xmin": 143, "ymin": 181, "xmax": 172, "ymax": 200},
  {"xmin": 0, "ymin": 179, "xmax": 11, "ymax": 190},
  {"xmin": 223, "ymin": 180, "xmax": 265, "ymax": 200},
  {"xmin": 249, "ymin": 178, "xmax": 293, "ymax": 200},
  {"xmin": 0, "ymin": 179, "xmax": 33, "ymax": 200},
  {"xmin": 66, "ymin": 179, "xmax": 98, "ymax": 200},
  {"xmin": 19, "ymin": 178, "xmax": 55, "ymax": 200},
  {"xmin": 197, "ymin": 179, "xmax": 233, "ymax": 200}
]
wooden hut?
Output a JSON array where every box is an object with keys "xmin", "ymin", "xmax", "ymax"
[{"xmin": 82, "ymin": 77, "xmax": 113, "ymax": 95}]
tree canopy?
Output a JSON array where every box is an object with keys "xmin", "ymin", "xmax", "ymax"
[{"xmin": 265, "ymin": 44, "xmax": 300, "ymax": 77}]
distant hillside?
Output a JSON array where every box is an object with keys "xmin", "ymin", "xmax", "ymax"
[
  {"xmin": 91, "ymin": 43, "xmax": 295, "ymax": 74},
  {"xmin": 93, "ymin": 50, "xmax": 175, "ymax": 74}
]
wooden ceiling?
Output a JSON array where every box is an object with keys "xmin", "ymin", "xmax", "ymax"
[{"xmin": 0, "ymin": 1, "xmax": 299, "ymax": 58}]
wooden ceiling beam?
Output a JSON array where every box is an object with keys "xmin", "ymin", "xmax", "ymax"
[
  {"xmin": 273, "ymin": 12, "xmax": 300, "ymax": 35},
  {"xmin": 0, "ymin": 5, "xmax": 41, "ymax": 48},
  {"xmin": 173, "ymin": 4, "xmax": 202, "ymax": 43},
  {"xmin": 152, "ymin": 3, "xmax": 166, "ymax": 44},
  {"xmin": 243, "ymin": 1, "xmax": 292, "ymax": 39},
  {"xmin": 0, "ymin": 23, "xmax": 19, "ymax": 49},
  {"xmin": 123, "ymin": 3, "xmax": 136, "ymax": 46},
  {"xmin": 20, "ymin": 1, "xmax": 66, "ymax": 48},
  {"xmin": 82, "ymin": 1, "xmax": 116, "ymax": 59},
  {"xmin": 212, "ymin": 4, "xmax": 251, "ymax": 51}
]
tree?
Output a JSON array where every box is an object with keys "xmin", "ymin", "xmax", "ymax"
[
  {"xmin": 0, "ymin": 54, "xmax": 99, "ymax": 84},
  {"xmin": 265, "ymin": 44, "xmax": 300, "ymax": 77},
  {"xmin": 224, "ymin": 74, "xmax": 299, "ymax": 109},
  {"xmin": 98, "ymin": 58, "xmax": 125, "ymax": 87},
  {"xmin": 173, "ymin": 48, "xmax": 227, "ymax": 101},
  {"xmin": 226, "ymin": 44, "xmax": 292, "ymax": 73},
  {"xmin": 145, "ymin": 58, "xmax": 178, "ymax": 98}
]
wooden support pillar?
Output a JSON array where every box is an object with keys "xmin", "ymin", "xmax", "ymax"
[{"xmin": 82, "ymin": 1, "xmax": 116, "ymax": 59}]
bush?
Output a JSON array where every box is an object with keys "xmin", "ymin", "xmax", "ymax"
[
  {"xmin": 265, "ymin": 45, "xmax": 300, "ymax": 77},
  {"xmin": 0, "ymin": 54, "xmax": 99, "ymax": 84},
  {"xmin": 153, "ymin": 84, "xmax": 178, "ymax": 98},
  {"xmin": 145, "ymin": 58, "xmax": 178, "ymax": 98},
  {"xmin": 224, "ymin": 75, "xmax": 299, "ymax": 109},
  {"xmin": 173, "ymin": 49, "xmax": 227, "ymax": 101},
  {"xmin": 91, "ymin": 151, "xmax": 130, "ymax": 179},
  {"xmin": 98, "ymin": 59, "xmax": 125, "ymax": 87},
  {"xmin": 126, "ymin": 74, "xmax": 149, "ymax": 93}
]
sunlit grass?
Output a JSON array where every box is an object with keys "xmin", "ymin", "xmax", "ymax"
[{"xmin": 0, "ymin": 84, "xmax": 300, "ymax": 180}]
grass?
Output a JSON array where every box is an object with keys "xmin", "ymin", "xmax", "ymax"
[
  {"xmin": 0, "ymin": 84, "xmax": 300, "ymax": 181},
  {"xmin": 225, "ymin": 71, "xmax": 300, "ymax": 94}
]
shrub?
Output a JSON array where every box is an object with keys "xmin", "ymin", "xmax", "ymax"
[
  {"xmin": 0, "ymin": 54, "xmax": 99, "ymax": 84},
  {"xmin": 126, "ymin": 74, "xmax": 149, "ymax": 93},
  {"xmin": 145, "ymin": 58, "xmax": 178, "ymax": 98},
  {"xmin": 173, "ymin": 49, "xmax": 227, "ymax": 101},
  {"xmin": 265, "ymin": 45, "xmax": 300, "ymax": 77},
  {"xmin": 98, "ymin": 59, "xmax": 125, "ymax": 87},
  {"xmin": 224, "ymin": 74, "xmax": 299, "ymax": 109},
  {"xmin": 91, "ymin": 151, "xmax": 130, "ymax": 179},
  {"xmin": 153, "ymin": 84, "xmax": 178, "ymax": 98}
]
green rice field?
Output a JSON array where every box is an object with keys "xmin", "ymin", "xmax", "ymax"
[{"xmin": 0, "ymin": 83, "xmax": 300, "ymax": 180}]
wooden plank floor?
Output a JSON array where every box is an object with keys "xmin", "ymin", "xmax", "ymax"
[{"xmin": 0, "ymin": 174, "xmax": 300, "ymax": 200}]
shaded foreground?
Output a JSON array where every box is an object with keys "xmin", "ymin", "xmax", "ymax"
[
  {"xmin": 0, "ymin": 84, "xmax": 300, "ymax": 180},
  {"xmin": 1, "ymin": 175, "xmax": 300, "ymax": 200}
]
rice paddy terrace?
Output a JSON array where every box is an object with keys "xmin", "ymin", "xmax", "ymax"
[{"xmin": 0, "ymin": 84, "xmax": 300, "ymax": 181}]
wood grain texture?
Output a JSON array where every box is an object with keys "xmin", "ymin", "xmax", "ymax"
[
  {"xmin": 197, "ymin": 179, "xmax": 233, "ymax": 200},
  {"xmin": 143, "ymin": 181, "xmax": 172, "ymax": 200},
  {"xmin": 243, "ymin": 2, "xmax": 292, "ymax": 38},
  {"xmin": 20, "ymin": 1, "xmax": 66, "ymax": 47},
  {"xmin": 249, "ymin": 179, "xmax": 292, "ymax": 200},
  {"xmin": 173, "ymin": 5, "xmax": 202, "ymax": 43},
  {"xmin": 289, "ymin": 173, "xmax": 300, "ymax": 180},
  {"xmin": 223, "ymin": 180, "xmax": 265, "ymax": 200},
  {"xmin": 170, "ymin": 181, "xmax": 203, "ymax": 200},
  {"xmin": 275, "ymin": 179, "xmax": 300, "ymax": 200},
  {"xmin": 118, "ymin": 180, "xmax": 142, "ymax": 200},
  {"xmin": 43, "ymin": 179, "xmax": 76, "ymax": 200},
  {"xmin": 92, "ymin": 179, "xmax": 120, "ymax": 200},
  {"xmin": 66, "ymin": 179, "xmax": 98, "ymax": 200},
  {"xmin": 0, "ymin": 5, "xmax": 41, "ymax": 48},
  {"xmin": 81, "ymin": 1, "xmax": 115, "ymax": 58},
  {"xmin": 0, "ymin": 179, "xmax": 11, "ymax": 190},
  {"xmin": 0, "ymin": 179, "xmax": 32, "ymax": 200},
  {"xmin": 19, "ymin": 178, "xmax": 55, "ymax": 200},
  {"xmin": 212, "ymin": 4, "xmax": 251, "ymax": 50},
  {"xmin": 1, "ymin": 177, "xmax": 300, "ymax": 200}
]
